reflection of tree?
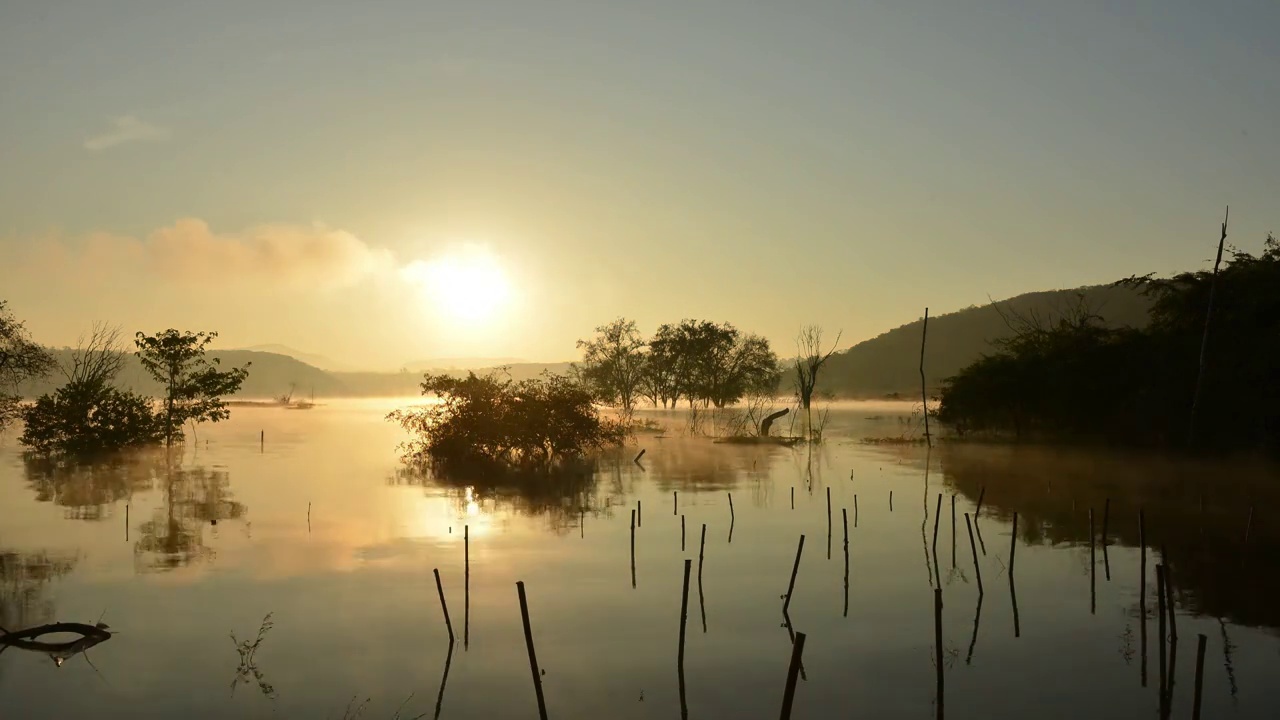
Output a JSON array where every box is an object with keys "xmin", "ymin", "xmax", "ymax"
[
  {"xmin": 22, "ymin": 452, "xmax": 164, "ymax": 520},
  {"xmin": 392, "ymin": 459, "xmax": 626, "ymax": 536},
  {"xmin": 938, "ymin": 444, "xmax": 1280, "ymax": 629},
  {"xmin": 134, "ymin": 466, "xmax": 246, "ymax": 572},
  {"xmin": 0, "ymin": 550, "xmax": 78, "ymax": 630}
]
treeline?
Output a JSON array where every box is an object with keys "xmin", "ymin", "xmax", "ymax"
[
  {"xmin": 0, "ymin": 305, "xmax": 249, "ymax": 455},
  {"xmin": 575, "ymin": 319, "xmax": 781, "ymax": 413},
  {"xmin": 937, "ymin": 232, "xmax": 1280, "ymax": 453}
]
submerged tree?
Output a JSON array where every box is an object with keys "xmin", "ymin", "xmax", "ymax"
[
  {"xmin": 135, "ymin": 330, "xmax": 250, "ymax": 446},
  {"xmin": 388, "ymin": 371, "xmax": 627, "ymax": 472},
  {"xmin": 574, "ymin": 318, "xmax": 647, "ymax": 418},
  {"xmin": 20, "ymin": 325, "xmax": 164, "ymax": 455},
  {"xmin": 0, "ymin": 301, "xmax": 55, "ymax": 429},
  {"xmin": 793, "ymin": 325, "xmax": 841, "ymax": 439},
  {"xmin": 643, "ymin": 320, "xmax": 781, "ymax": 408}
]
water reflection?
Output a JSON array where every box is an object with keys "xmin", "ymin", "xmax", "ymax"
[
  {"xmin": 135, "ymin": 466, "xmax": 246, "ymax": 572},
  {"xmin": 0, "ymin": 550, "xmax": 78, "ymax": 630},
  {"xmin": 23, "ymin": 453, "xmax": 162, "ymax": 520},
  {"xmin": 940, "ymin": 445, "xmax": 1280, "ymax": 629}
]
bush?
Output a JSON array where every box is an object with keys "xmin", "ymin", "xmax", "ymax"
[
  {"xmin": 388, "ymin": 372, "xmax": 627, "ymax": 472},
  {"xmin": 20, "ymin": 380, "xmax": 165, "ymax": 456}
]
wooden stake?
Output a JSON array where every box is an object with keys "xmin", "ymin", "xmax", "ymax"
[
  {"xmin": 673, "ymin": 490, "xmax": 677, "ymax": 515},
  {"xmin": 1009, "ymin": 512, "xmax": 1018, "ymax": 577},
  {"xmin": 934, "ymin": 588, "xmax": 944, "ymax": 720},
  {"xmin": 464, "ymin": 525, "xmax": 470, "ymax": 649},
  {"xmin": 783, "ymin": 535, "xmax": 805, "ymax": 615},
  {"xmin": 854, "ymin": 494, "xmax": 859, "ymax": 527},
  {"xmin": 637, "ymin": 500, "xmax": 642, "ymax": 528},
  {"xmin": 630, "ymin": 509, "xmax": 637, "ymax": 589},
  {"xmin": 433, "ymin": 568, "xmax": 454, "ymax": 642},
  {"xmin": 678, "ymin": 559, "xmax": 692, "ymax": 668},
  {"xmin": 634, "ymin": 448, "xmax": 646, "ymax": 464},
  {"xmin": 516, "ymin": 581, "xmax": 549, "ymax": 720},
  {"xmin": 931, "ymin": 494, "xmax": 942, "ymax": 558},
  {"xmin": 1192, "ymin": 633, "xmax": 1207, "ymax": 720},
  {"xmin": 1189, "ymin": 205, "xmax": 1229, "ymax": 444},
  {"xmin": 698, "ymin": 524, "xmax": 707, "ymax": 581},
  {"xmin": 975, "ymin": 487, "xmax": 985, "ymax": 518},
  {"xmin": 779, "ymin": 632, "xmax": 807, "ymax": 720},
  {"xmin": 790, "ymin": 486, "xmax": 794, "ymax": 510},
  {"xmin": 950, "ymin": 494, "xmax": 956, "ymax": 569},
  {"xmin": 1089, "ymin": 509, "xmax": 1096, "ymax": 615},
  {"xmin": 1101, "ymin": 498, "xmax": 1111, "ymax": 545},
  {"xmin": 920, "ymin": 307, "xmax": 931, "ymax": 448},
  {"xmin": 964, "ymin": 512, "xmax": 982, "ymax": 594},
  {"xmin": 1157, "ymin": 564, "xmax": 1168, "ymax": 715},
  {"xmin": 842, "ymin": 508, "xmax": 850, "ymax": 618},
  {"xmin": 889, "ymin": 490, "xmax": 893, "ymax": 512},
  {"xmin": 681, "ymin": 515, "xmax": 686, "ymax": 552}
]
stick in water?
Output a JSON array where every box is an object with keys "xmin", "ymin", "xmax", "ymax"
[
  {"xmin": 779, "ymin": 632, "xmax": 807, "ymax": 720},
  {"xmin": 1192, "ymin": 633, "xmax": 1207, "ymax": 720},
  {"xmin": 516, "ymin": 581, "xmax": 549, "ymax": 720},
  {"xmin": 783, "ymin": 535, "xmax": 806, "ymax": 614},
  {"xmin": 934, "ymin": 588, "xmax": 944, "ymax": 720},
  {"xmin": 433, "ymin": 568, "xmax": 454, "ymax": 643}
]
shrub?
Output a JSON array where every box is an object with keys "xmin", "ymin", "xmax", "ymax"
[
  {"xmin": 20, "ymin": 380, "xmax": 165, "ymax": 455},
  {"xmin": 388, "ymin": 372, "xmax": 627, "ymax": 472}
]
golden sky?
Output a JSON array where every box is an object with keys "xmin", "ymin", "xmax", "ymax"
[{"xmin": 2, "ymin": 1, "xmax": 1277, "ymax": 369}]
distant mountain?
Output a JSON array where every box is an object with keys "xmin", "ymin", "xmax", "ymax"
[
  {"xmin": 818, "ymin": 284, "xmax": 1153, "ymax": 398},
  {"xmin": 238, "ymin": 344, "xmax": 350, "ymax": 371},
  {"xmin": 17, "ymin": 349, "xmax": 347, "ymax": 400}
]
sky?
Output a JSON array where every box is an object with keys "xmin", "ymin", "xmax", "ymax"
[{"xmin": 1, "ymin": 0, "xmax": 1277, "ymax": 370}]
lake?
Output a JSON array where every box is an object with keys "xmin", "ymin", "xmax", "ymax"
[{"xmin": 2, "ymin": 400, "xmax": 1277, "ymax": 719}]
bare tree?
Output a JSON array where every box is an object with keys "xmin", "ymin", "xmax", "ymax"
[
  {"xmin": 60, "ymin": 323, "xmax": 126, "ymax": 386},
  {"xmin": 793, "ymin": 325, "xmax": 842, "ymax": 441}
]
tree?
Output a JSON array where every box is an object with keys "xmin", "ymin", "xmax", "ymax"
[
  {"xmin": 135, "ymin": 330, "xmax": 250, "ymax": 446},
  {"xmin": 793, "ymin": 325, "xmax": 842, "ymax": 439},
  {"xmin": 20, "ymin": 325, "xmax": 164, "ymax": 455},
  {"xmin": 388, "ymin": 371, "xmax": 626, "ymax": 472},
  {"xmin": 0, "ymin": 301, "xmax": 55, "ymax": 428},
  {"xmin": 574, "ymin": 318, "xmax": 647, "ymax": 418},
  {"xmin": 641, "ymin": 325, "xmax": 684, "ymax": 408}
]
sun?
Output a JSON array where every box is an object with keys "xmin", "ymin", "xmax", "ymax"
[{"xmin": 401, "ymin": 245, "xmax": 512, "ymax": 325}]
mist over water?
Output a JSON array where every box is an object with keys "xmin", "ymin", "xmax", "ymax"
[{"xmin": 2, "ymin": 400, "xmax": 1277, "ymax": 718}]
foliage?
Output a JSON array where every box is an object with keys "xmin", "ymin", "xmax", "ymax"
[
  {"xmin": 0, "ymin": 301, "xmax": 55, "ymax": 428},
  {"xmin": 593, "ymin": 319, "xmax": 780, "ymax": 410},
  {"xmin": 937, "ymin": 234, "xmax": 1280, "ymax": 452},
  {"xmin": 388, "ymin": 371, "xmax": 627, "ymax": 471},
  {"xmin": 135, "ymin": 330, "xmax": 250, "ymax": 445},
  {"xmin": 19, "ymin": 326, "xmax": 164, "ymax": 456},
  {"xmin": 19, "ymin": 379, "xmax": 165, "ymax": 455},
  {"xmin": 574, "ymin": 318, "xmax": 647, "ymax": 417}
]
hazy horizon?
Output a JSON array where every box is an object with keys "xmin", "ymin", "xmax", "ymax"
[{"xmin": 3, "ymin": 1, "xmax": 1277, "ymax": 369}]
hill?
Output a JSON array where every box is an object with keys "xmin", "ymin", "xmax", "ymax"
[
  {"xmin": 17, "ymin": 349, "xmax": 346, "ymax": 400},
  {"xmin": 237, "ymin": 344, "xmax": 350, "ymax": 371},
  {"xmin": 818, "ymin": 284, "xmax": 1153, "ymax": 398}
]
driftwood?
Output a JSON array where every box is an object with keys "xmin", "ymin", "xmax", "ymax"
[
  {"xmin": 760, "ymin": 408, "xmax": 790, "ymax": 437},
  {"xmin": 0, "ymin": 622, "xmax": 112, "ymax": 661}
]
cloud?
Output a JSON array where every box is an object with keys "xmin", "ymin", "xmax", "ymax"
[
  {"xmin": 18, "ymin": 218, "xmax": 397, "ymax": 290},
  {"xmin": 84, "ymin": 115, "xmax": 170, "ymax": 151}
]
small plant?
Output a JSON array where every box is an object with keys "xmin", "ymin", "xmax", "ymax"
[{"xmin": 230, "ymin": 613, "xmax": 276, "ymax": 700}]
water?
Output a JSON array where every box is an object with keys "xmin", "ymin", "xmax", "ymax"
[{"xmin": 1, "ymin": 400, "xmax": 1277, "ymax": 719}]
